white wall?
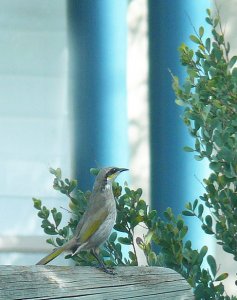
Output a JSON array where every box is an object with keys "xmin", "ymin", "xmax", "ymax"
[{"xmin": 213, "ymin": 0, "xmax": 237, "ymax": 295}]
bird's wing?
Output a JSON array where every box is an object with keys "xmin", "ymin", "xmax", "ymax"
[{"xmin": 75, "ymin": 206, "xmax": 109, "ymax": 244}]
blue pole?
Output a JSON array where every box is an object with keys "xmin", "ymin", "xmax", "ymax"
[
  {"xmin": 148, "ymin": 0, "xmax": 211, "ymax": 249},
  {"xmin": 67, "ymin": 0, "xmax": 128, "ymax": 190}
]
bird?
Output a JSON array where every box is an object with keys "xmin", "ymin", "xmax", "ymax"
[{"xmin": 36, "ymin": 166, "xmax": 128, "ymax": 273}]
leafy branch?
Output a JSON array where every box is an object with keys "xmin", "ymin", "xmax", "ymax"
[
  {"xmin": 33, "ymin": 166, "xmax": 232, "ymax": 299},
  {"xmin": 173, "ymin": 7, "xmax": 237, "ymax": 263}
]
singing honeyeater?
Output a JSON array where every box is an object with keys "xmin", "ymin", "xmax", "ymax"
[{"xmin": 36, "ymin": 167, "xmax": 128, "ymax": 273}]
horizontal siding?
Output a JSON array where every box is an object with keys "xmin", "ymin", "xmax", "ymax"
[{"xmin": 0, "ymin": 0, "xmax": 71, "ymax": 264}]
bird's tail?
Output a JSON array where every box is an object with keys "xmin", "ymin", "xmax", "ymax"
[{"xmin": 36, "ymin": 246, "xmax": 66, "ymax": 265}]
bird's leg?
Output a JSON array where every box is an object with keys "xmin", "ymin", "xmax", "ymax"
[{"xmin": 91, "ymin": 248, "xmax": 115, "ymax": 275}]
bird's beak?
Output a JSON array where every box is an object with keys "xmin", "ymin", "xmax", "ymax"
[{"xmin": 118, "ymin": 168, "xmax": 129, "ymax": 173}]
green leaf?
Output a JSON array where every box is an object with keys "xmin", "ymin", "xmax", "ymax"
[
  {"xmin": 90, "ymin": 168, "xmax": 100, "ymax": 176},
  {"xmin": 198, "ymin": 204, "xmax": 204, "ymax": 218},
  {"xmin": 51, "ymin": 208, "xmax": 62, "ymax": 227},
  {"xmin": 49, "ymin": 167, "xmax": 56, "ymax": 175},
  {"xmin": 177, "ymin": 219, "xmax": 184, "ymax": 230},
  {"xmin": 55, "ymin": 212, "xmax": 62, "ymax": 227},
  {"xmin": 194, "ymin": 155, "xmax": 203, "ymax": 161},
  {"xmin": 144, "ymin": 231, "xmax": 154, "ymax": 244},
  {"xmin": 41, "ymin": 219, "xmax": 52, "ymax": 228},
  {"xmin": 183, "ymin": 146, "xmax": 194, "ymax": 152},
  {"xmin": 219, "ymin": 147, "xmax": 234, "ymax": 163},
  {"xmin": 147, "ymin": 251, "xmax": 157, "ymax": 266},
  {"xmin": 179, "ymin": 226, "xmax": 188, "ymax": 239},
  {"xmin": 232, "ymin": 67, "xmax": 237, "ymax": 78},
  {"xmin": 46, "ymin": 238, "xmax": 56, "ymax": 246},
  {"xmin": 195, "ymin": 283, "xmax": 206, "ymax": 299},
  {"xmin": 136, "ymin": 200, "xmax": 147, "ymax": 214},
  {"xmin": 56, "ymin": 237, "xmax": 64, "ymax": 246},
  {"xmin": 199, "ymin": 245, "xmax": 208, "ymax": 261},
  {"xmin": 222, "ymin": 244, "xmax": 233, "ymax": 254},
  {"xmin": 209, "ymin": 162, "xmax": 221, "ymax": 173},
  {"xmin": 196, "ymin": 51, "xmax": 205, "ymax": 59},
  {"xmin": 215, "ymin": 273, "xmax": 228, "ymax": 282},
  {"xmin": 50, "ymin": 167, "xmax": 61, "ymax": 179},
  {"xmin": 205, "ymin": 38, "xmax": 211, "ymax": 52},
  {"xmin": 138, "ymin": 209, "xmax": 145, "ymax": 217},
  {"xmin": 206, "ymin": 8, "xmax": 211, "ymax": 16},
  {"xmin": 185, "ymin": 240, "xmax": 192, "ymax": 249},
  {"xmin": 226, "ymin": 41, "xmax": 230, "ymax": 54},
  {"xmin": 100, "ymin": 249, "xmax": 110, "ymax": 258},
  {"xmin": 118, "ymin": 237, "xmax": 132, "ymax": 245},
  {"xmin": 205, "ymin": 17, "xmax": 213, "ymax": 25},
  {"xmin": 209, "ymin": 66, "xmax": 216, "ymax": 77},
  {"xmin": 33, "ymin": 198, "xmax": 42, "ymax": 210},
  {"xmin": 203, "ymin": 104, "xmax": 211, "ymax": 121},
  {"xmin": 148, "ymin": 210, "xmax": 157, "ymax": 221},
  {"xmin": 37, "ymin": 206, "xmax": 50, "ymax": 219},
  {"xmin": 135, "ymin": 188, "xmax": 143, "ymax": 198},
  {"xmin": 182, "ymin": 210, "xmax": 195, "ymax": 217},
  {"xmin": 128, "ymin": 251, "xmax": 137, "ymax": 262},
  {"xmin": 68, "ymin": 179, "xmax": 77, "ymax": 193},
  {"xmin": 229, "ymin": 56, "xmax": 237, "ymax": 68},
  {"xmin": 115, "ymin": 242, "xmax": 122, "ymax": 254},
  {"xmin": 190, "ymin": 35, "xmax": 200, "ymax": 44},
  {"xmin": 213, "ymin": 18, "xmax": 219, "ymax": 28},
  {"xmin": 109, "ymin": 232, "xmax": 117, "ymax": 243},
  {"xmin": 205, "ymin": 143, "xmax": 213, "ymax": 157},
  {"xmin": 163, "ymin": 207, "xmax": 174, "ymax": 221},
  {"xmin": 44, "ymin": 226, "xmax": 57, "ymax": 235},
  {"xmin": 205, "ymin": 215, "xmax": 213, "ymax": 228},
  {"xmin": 185, "ymin": 202, "xmax": 192, "ymax": 210},
  {"xmin": 193, "ymin": 199, "xmax": 198, "ymax": 210},
  {"xmin": 202, "ymin": 224, "xmax": 214, "ymax": 235},
  {"xmin": 207, "ymin": 254, "xmax": 217, "ymax": 277},
  {"xmin": 113, "ymin": 224, "xmax": 128, "ymax": 233},
  {"xmin": 199, "ymin": 26, "xmax": 204, "ymax": 38},
  {"xmin": 175, "ymin": 99, "xmax": 186, "ymax": 106}
]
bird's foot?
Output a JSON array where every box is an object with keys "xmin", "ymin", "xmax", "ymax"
[{"xmin": 96, "ymin": 264, "xmax": 116, "ymax": 275}]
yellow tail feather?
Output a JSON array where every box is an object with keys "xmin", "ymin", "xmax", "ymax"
[{"xmin": 36, "ymin": 246, "xmax": 65, "ymax": 265}]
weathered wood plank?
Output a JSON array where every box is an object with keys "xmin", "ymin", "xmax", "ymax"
[{"xmin": 0, "ymin": 266, "xmax": 194, "ymax": 300}]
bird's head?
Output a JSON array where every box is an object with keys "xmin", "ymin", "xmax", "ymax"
[{"xmin": 93, "ymin": 167, "xmax": 128, "ymax": 191}]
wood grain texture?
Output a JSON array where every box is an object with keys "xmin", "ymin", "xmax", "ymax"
[{"xmin": 0, "ymin": 266, "xmax": 194, "ymax": 300}]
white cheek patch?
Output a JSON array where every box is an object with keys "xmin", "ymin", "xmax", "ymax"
[{"xmin": 104, "ymin": 183, "xmax": 111, "ymax": 191}]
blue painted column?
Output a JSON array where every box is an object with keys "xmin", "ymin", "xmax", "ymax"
[
  {"xmin": 148, "ymin": 1, "xmax": 211, "ymax": 248},
  {"xmin": 67, "ymin": 1, "xmax": 128, "ymax": 190}
]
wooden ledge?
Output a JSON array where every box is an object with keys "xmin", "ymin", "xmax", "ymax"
[{"xmin": 0, "ymin": 265, "xmax": 194, "ymax": 299}]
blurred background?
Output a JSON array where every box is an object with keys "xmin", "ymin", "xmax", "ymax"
[{"xmin": 0, "ymin": 0, "xmax": 236, "ymax": 294}]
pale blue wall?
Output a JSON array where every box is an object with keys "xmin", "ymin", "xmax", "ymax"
[
  {"xmin": 148, "ymin": 0, "xmax": 212, "ymax": 250},
  {"xmin": 67, "ymin": 0, "xmax": 129, "ymax": 190}
]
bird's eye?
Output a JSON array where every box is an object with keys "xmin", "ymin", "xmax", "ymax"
[{"xmin": 106, "ymin": 168, "xmax": 117, "ymax": 178}]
